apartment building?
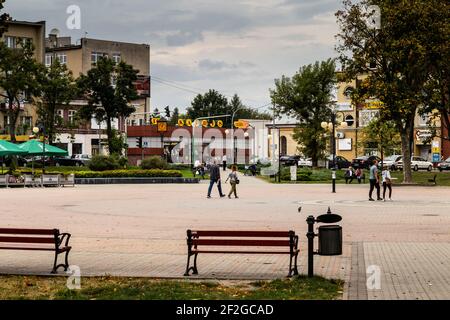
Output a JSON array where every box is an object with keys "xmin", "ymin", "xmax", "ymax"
[
  {"xmin": 334, "ymin": 75, "xmax": 443, "ymax": 163},
  {"xmin": 0, "ymin": 20, "xmax": 46, "ymax": 141},
  {"xmin": 45, "ymin": 33, "xmax": 151, "ymax": 156}
]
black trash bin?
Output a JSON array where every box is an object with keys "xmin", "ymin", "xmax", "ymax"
[{"xmin": 318, "ymin": 225, "xmax": 342, "ymax": 256}]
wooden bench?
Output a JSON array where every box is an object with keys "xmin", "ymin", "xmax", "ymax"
[
  {"xmin": 0, "ymin": 228, "xmax": 72, "ymax": 274},
  {"xmin": 184, "ymin": 230, "xmax": 299, "ymax": 277}
]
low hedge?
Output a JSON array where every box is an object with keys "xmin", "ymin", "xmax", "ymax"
[{"xmin": 74, "ymin": 169, "xmax": 182, "ymax": 178}]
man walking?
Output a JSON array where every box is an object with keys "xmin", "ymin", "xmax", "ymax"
[
  {"xmin": 207, "ymin": 161, "xmax": 226, "ymax": 198},
  {"xmin": 369, "ymin": 160, "xmax": 382, "ymax": 201}
]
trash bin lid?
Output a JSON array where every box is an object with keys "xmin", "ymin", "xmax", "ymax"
[{"xmin": 316, "ymin": 213, "xmax": 342, "ymax": 223}]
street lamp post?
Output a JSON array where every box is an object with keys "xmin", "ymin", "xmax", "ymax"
[
  {"xmin": 33, "ymin": 124, "xmax": 46, "ymax": 174},
  {"xmin": 322, "ymin": 111, "xmax": 348, "ymax": 193}
]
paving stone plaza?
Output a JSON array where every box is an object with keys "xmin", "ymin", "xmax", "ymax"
[{"xmin": 1, "ymin": 175, "xmax": 449, "ymax": 300}]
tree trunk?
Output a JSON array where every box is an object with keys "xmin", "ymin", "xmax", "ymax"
[
  {"xmin": 7, "ymin": 100, "xmax": 20, "ymax": 143},
  {"xmin": 400, "ymin": 119, "xmax": 414, "ymax": 184},
  {"xmin": 106, "ymin": 117, "xmax": 114, "ymax": 155}
]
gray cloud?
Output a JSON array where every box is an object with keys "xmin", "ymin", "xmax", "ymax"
[
  {"xmin": 3, "ymin": 0, "xmax": 340, "ymax": 111},
  {"xmin": 166, "ymin": 31, "xmax": 204, "ymax": 47}
]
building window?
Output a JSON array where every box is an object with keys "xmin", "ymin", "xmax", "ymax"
[
  {"xmin": 45, "ymin": 54, "xmax": 53, "ymax": 67},
  {"xmin": 281, "ymin": 136, "xmax": 287, "ymax": 156},
  {"xmin": 112, "ymin": 53, "xmax": 121, "ymax": 64},
  {"xmin": 57, "ymin": 53, "xmax": 67, "ymax": 65},
  {"xmin": 68, "ymin": 110, "xmax": 76, "ymax": 124},
  {"xmin": 91, "ymin": 52, "xmax": 108, "ymax": 65},
  {"xmin": 5, "ymin": 36, "xmax": 15, "ymax": 48},
  {"xmin": 345, "ymin": 115, "xmax": 355, "ymax": 127}
]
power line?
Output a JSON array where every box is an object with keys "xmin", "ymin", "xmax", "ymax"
[{"xmin": 152, "ymin": 75, "xmax": 271, "ymax": 108}]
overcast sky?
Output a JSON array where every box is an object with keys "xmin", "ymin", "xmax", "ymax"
[{"xmin": 4, "ymin": 0, "xmax": 342, "ymax": 113}]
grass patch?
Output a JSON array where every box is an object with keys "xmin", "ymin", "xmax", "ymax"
[
  {"xmin": 0, "ymin": 275, "xmax": 343, "ymax": 300},
  {"xmin": 260, "ymin": 167, "xmax": 450, "ymax": 186}
]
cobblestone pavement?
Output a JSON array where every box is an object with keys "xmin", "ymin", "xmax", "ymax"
[{"xmin": 0, "ymin": 174, "xmax": 449, "ymax": 299}]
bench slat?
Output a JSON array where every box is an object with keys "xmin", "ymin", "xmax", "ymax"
[
  {"xmin": 192, "ymin": 250, "xmax": 298, "ymax": 254},
  {"xmin": 0, "ymin": 247, "xmax": 56, "ymax": 251},
  {"xmin": 192, "ymin": 239, "xmax": 291, "ymax": 247},
  {"xmin": 0, "ymin": 236, "xmax": 56, "ymax": 244},
  {"xmin": 0, "ymin": 228, "xmax": 57, "ymax": 235},
  {"xmin": 0, "ymin": 246, "xmax": 71, "ymax": 252},
  {"xmin": 192, "ymin": 231, "xmax": 291, "ymax": 237}
]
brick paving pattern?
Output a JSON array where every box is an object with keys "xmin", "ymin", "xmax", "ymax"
[{"xmin": 1, "ymin": 173, "xmax": 449, "ymax": 299}]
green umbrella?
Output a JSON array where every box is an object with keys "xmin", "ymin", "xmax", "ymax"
[
  {"xmin": 18, "ymin": 140, "xmax": 68, "ymax": 156},
  {"xmin": 0, "ymin": 140, "xmax": 28, "ymax": 157},
  {"xmin": 18, "ymin": 140, "xmax": 68, "ymax": 175},
  {"xmin": 0, "ymin": 140, "xmax": 28, "ymax": 174}
]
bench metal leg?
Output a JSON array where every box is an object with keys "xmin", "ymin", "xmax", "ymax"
[
  {"xmin": 51, "ymin": 249, "xmax": 71, "ymax": 274},
  {"xmin": 288, "ymin": 252, "xmax": 299, "ymax": 277},
  {"xmin": 184, "ymin": 253, "xmax": 199, "ymax": 276}
]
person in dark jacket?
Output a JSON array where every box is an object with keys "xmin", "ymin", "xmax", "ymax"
[{"xmin": 207, "ymin": 161, "xmax": 225, "ymax": 198}]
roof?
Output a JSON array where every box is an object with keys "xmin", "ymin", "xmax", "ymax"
[{"xmin": 7, "ymin": 20, "xmax": 46, "ymax": 27}]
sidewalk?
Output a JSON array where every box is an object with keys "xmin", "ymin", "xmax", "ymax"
[{"xmin": 1, "ymin": 181, "xmax": 449, "ymax": 299}]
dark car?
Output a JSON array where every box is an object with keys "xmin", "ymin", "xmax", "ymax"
[
  {"xmin": 328, "ymin": 156, "xmax": 351, "ymax": 169},
  {"xmin": 351, "ymin": 156, "xmax": 381, "ymax": 169},
  {"xmin": 437, "ymin": 157, "xmax": 450, "ymax": 171},
  {"xmin": 0, "ymin": 156, "xmax": 28, "ymax": 167},
  {"xmin": 54, "ymin": 156, "xmax": 85, "ymax": 167},
  {"xmin": 280, "ymin": 155, "xmax": 300, "ymax": 166}
]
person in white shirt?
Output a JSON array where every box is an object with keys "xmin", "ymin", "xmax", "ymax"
[{"xmin": 382, "ymin": 165, "xmax": 393, "ymax": 201}]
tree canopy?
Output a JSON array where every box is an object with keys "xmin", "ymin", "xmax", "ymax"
[
  {"xmin": 35, "ymin": 59, "xmax": 77, "ymax": 146},
  {"xmin": 0, "ymin": 40, "xmax": 40, "ymax": 142},
  {"xmin": 270, "ymin": 59, "xmax": 337, "ymax": 166},
  {"xmin": 78, "ymin": 57, "xmax": 139, "ymax": 155},
  {"xmin": 335, "ymin": 0, "xmax": 448, "ymax": 183}
]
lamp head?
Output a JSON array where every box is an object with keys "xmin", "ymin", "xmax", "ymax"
[
  {"xmin": 321, "ymin": 122, "xmax": 328, "ymax": 130},
  {"xmin": 33, "ymin": 127, "xmax": 40, "ymax": 134}
]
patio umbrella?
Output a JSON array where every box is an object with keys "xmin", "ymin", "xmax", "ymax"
[
  {"xmin": 17, "ymin": 140, "xmax": 68, "ymax": 157},
  {"xmin": 0, "ymin": 140, "xmax": 28, "ymax": 173},
  {"xmin": 18, "ymin": 140, "xmax": 68, "ymax": 174}
]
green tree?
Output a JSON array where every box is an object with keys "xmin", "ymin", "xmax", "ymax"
[
  {"xmin": 78, "ymin": 57, "xmax": 138, "ymax": 155},
  {"xmin": 420, "ymin": 2, "xmax": 450, "ymax": 142},
  {"xmin": 35, "ymin": 59, "xmax": 76, "ymax": 146},
  {"xmin": 169, "ymin": 107, "xmax": 180, "ymax": 126},
  {"xmin": 336, "ymin": 0, "xmax": 445, "ymax": 183},
  {"xmin": 270, "ymin": 59, "xmax": 336, "ymax": 166},
  {"xmin": 187, "ymin": 89, "xmax": 229, "ymax": 120},
  {"xmin": 0, "ymin": 0, "xmax": 10, "ymax": 37},
  {"xmin": 0, "ymin": 40, "xmax": 40, "ymax": 142},
  {"xmin": 164, "ymin": 106, "xmax": 171, "ymax": 119},
  {"xmin": 228, "ymin": 94, "xmax": 272, "ymax": 124},
  {"xmin": 358, "ymin": 118, "xmax": 401, "ymax": 159}
]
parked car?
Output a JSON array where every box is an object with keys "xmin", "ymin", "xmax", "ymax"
[
  {"xmin": 437, "ymin": 157, "xmax": 450, "ymax": 172},
  {"xmin": 298, "ymin": 158, "xmax": 312, "ymax": 167},
  {"xmin": 72, "ymin": 154, "xmax": 91, "ymax": 165},
  {"xmin": 328, "ymin": 155, "xmax": 351, "ymax": 169},
  {"xmin": 351, "ymin": 156, "xmax": 381, "ymax": 169},
  {"xmin": 395, "ymin": 156, "xmax": 433, "ymax": 171},
  {"xmin": 54, "ymin": 156, "xmax": 86, "ymax": 167},
  {"xmin": 280, "ymin": 155, "xmax": 300, "ymax": 166},
  {"xmin": 382, "ymin": 155, "xmax": 402, "ymax": 171},
  {"xmin": 0, "ymin": 156, "xmax": 27, "ymax": 167}
]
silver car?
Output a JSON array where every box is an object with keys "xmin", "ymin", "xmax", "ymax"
[{"xmin": 395, "ymin": 156, "xmax": 433, "ymax": 171}]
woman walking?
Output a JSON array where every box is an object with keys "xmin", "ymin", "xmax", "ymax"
[
  {"xmin": 225, "ymin": 165, "xmax": 239, "ymax": 199},
  {"xmin": 382, "ymin": 165, "xmax": 393, "ymax": 201}
]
